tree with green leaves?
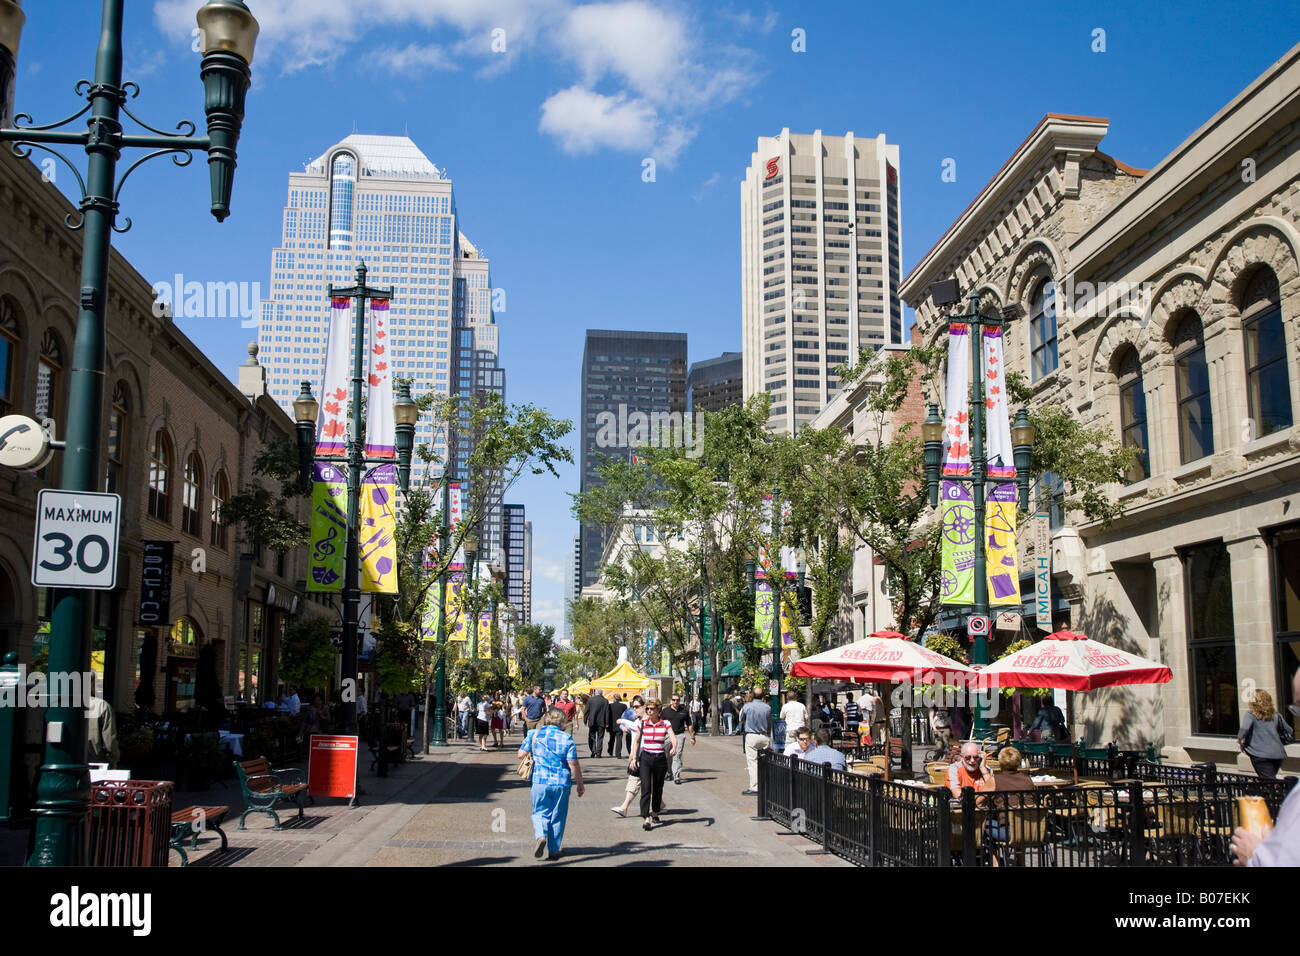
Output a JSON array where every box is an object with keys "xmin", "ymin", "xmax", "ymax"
[{"xmin": 514, "ymin": 623, "xmax": 555, "ymax": 690}]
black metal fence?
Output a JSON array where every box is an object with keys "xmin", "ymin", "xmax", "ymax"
[{"xmin": 756, "ymin": 751, "xmax": 1296, "ymax": 867}]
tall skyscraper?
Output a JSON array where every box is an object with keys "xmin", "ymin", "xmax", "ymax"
[
  {"xmin": 521, "ymin": 518, "xmax": 533, "ymax": 626},
  {"xmin": 504, "ymin": 503, "xmax": 526, "ymax": 622},
  {"xmin": 688, "ymin": 351, "xmax": 743, "ymax": 415},
  {"xmin": 258, "ymin": 134, "xmax": 506, "ymax": 559},
  {"xmin": 741, "ymin": 129, "xmax": 903, "ymax": 434},
  {"xmin": 578, "ymin": 330, "xmax": 687, "ymax": 591}
]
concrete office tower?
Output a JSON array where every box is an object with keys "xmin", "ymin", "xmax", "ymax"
[
  {"xmin": 688, "ymin": 351, "xmax": 743, "ymax": 414},
  {"xmin": 741, "ymin": 130, "xmax": 903, "ymax": 434},
  {"xmin": 578, "ymin": 330, "xmax": 687, "ymax": 591},
  {"xmin": 257, "ymin": 135, "xmax": 504, "ymax": 537}
]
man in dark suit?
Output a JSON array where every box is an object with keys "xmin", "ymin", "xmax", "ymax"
[
  {"xmin": 586, "ymin": 688, "xmax": 610, "ymax": 758},
  {"xmin": 607, "ymin": 694, "xmax": 627, "ymax": 758}
]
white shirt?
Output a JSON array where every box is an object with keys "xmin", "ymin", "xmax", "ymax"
[
  {"xmin": 781, "ymin": 700, "xmax": 808, "ymax": 732},
  {"xmin": 458, "ymin": 695, "xmax": 471, "ymax": 714},
  {"xmin": 476, "ymin": 701, "xmax": 490, "ymax": 721}
]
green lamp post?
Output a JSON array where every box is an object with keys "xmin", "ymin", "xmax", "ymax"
[
  {"xmin": 292, "ymin": 262, "xmax": 415, "ymax": 737},
  {"xmin": 922, "ymin": 288, "xmax": 1038, "ymax": 736},
  {"xmin": 0, "ymin": 0, "xmax": 258, "ymax": 867}
]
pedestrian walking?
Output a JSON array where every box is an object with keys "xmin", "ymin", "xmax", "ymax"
[
  {"xmin": 720, "ymin": 695, "xmax": 738, "ymax": 736},
  {"xmin": 490, "ymin": 692, "xmax": 506, "ymax": 747},
  {"xmin": 739, "ymin": 691, "xmax": 772, "ymax": 795},
  {"xmin": 779, "ymin": 691, "xmax": 807, "ymax": 749},
  {"xmin": 870, "ymin": 688, "xmax": 887, "ymax": 746},
  {"xmin": 457, "ymin": 693, "xmax": 472, "ymax": 739},
  {"xmin": 607, "ymin": 694, "xmax": 627, "ymax": 757},
  {"xmin": 629, "ymin": 699, "xmax": 677, "ymax": 830},
  {"xmin": 474, "ymin": 694, "xmax": 493, "ymax": 750},
  {"xmin": 662, "ymin": 693, "xmax": 694, "ymax": 783},
  {"xmin": 522, "ymin": 686, "xmax": 547, "ymax": 731},
  {"xmin": 609, "ymin": 698, "xmax": 669, "ymax": 816},
  {"xmin": 586, "ymin": 688, "xmax": 610, "ymax": 758},
  {"xmin": 690, "ymin": 695, "xmax": 704, "ymax": 735},
  {"xmin": 519, "ymin": 707, "xmax": 585, "ymax": 861},
  {"xmin": 844, "ymin": 693, "xmax": 860, "ymax": 738},
  {"xmin": 1237, "ymin": 690, "xmax": 1294, "ymax": 779}
]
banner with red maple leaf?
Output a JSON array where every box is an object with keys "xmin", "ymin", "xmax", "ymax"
[
  {"xmin": 315, "ymin": 296, "xmax": 352, "ymax": 456},
  {"xmin": 365, "ymin": 298, "xmax": 395, "ymax": 459}
]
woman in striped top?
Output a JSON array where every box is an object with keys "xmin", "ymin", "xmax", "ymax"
[{"xmin": 629, "ymin": 699, "xmax": 677, "ymax": 830}]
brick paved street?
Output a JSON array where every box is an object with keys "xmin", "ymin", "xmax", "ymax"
[{"xmin": 159, "ymin": 730, "xmax": 846, "ymax": 867}]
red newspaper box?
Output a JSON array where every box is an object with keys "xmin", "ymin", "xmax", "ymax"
[{"xmin": 307, "ymin": 735, "xmax": 358, "ymax": 800}]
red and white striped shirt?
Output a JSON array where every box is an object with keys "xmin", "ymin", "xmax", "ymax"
[{"xmin": 637, "ymin": 719, "xmax": 670, "ymax": 754}]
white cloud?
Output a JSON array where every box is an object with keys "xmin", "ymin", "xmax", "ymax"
[
  {"xmin": 532, "ymin": 598, "xmax": 565, "ymax": 632},
  {"xmin": 377, "ymin": 43, "xmax": 457, "ymax": 73},
  {"xmin": 539, "ymin": 86, "xmax": 657, "ymax": 155},
  {"xmin": 154, "ymin": 0, "xmax": 755, "ymax": 164},
  {"xmin": 692, "ymin": 170, "xmax": 721, "ymax": 201}
]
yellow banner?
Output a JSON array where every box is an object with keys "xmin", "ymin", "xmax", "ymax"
[
  {"xmin": 986, "ymin": 495, "xmax": 1020, "ymax": 606},
  {"xmin": 360, "ymin": 464, "xmax": 398, "ymax": 593}
]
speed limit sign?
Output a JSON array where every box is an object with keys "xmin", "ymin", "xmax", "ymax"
[{"xmin": 31, "ymin": 489, "xmax": 121, "ymax": 589}]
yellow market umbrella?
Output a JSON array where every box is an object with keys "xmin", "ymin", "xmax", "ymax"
[{"xmin": 589, "ymin": 660, "xmax": 656, "ymax": 696}]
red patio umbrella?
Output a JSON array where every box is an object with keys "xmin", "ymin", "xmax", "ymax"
[
  {"xmin": 977, "ymin": 629, "xmax": 1172, "ymax": 749},
  {"xmin": 790, "ymin": 630, "xmax": 975, "ymax": 683}
]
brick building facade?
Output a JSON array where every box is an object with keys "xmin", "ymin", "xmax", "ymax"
[{"xmin": 0, "ymin": 147, "xmax": 326, "ymax": 714}]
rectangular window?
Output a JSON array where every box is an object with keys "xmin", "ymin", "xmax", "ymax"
[
  {"xmin": 1183, "ymin": 541, "xmax": 1238, "ymax": 736},
  {"xmin": 1272, "ymin": 525, "xmax": 1300, "ymax": 738}
]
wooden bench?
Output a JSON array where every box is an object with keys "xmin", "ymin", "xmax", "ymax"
[
  {"xmin": 234, "ymin": 757, "xmax": 309, "ymax": 830},
  {"xmin": 170, "ymin": 804, "xmax": 229, "ymax": 866}
]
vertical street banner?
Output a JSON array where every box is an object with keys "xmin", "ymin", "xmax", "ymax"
[
  {"xmin": 755, "ymin": 577, "xmax": 775, "ymax": 643},
  {"xmin": 446, "ymin": 571, "xmax": 467, "ymax": 642},
  {"xmin": 476, "ymin": 612, "xmax": 492, "ymax": 658},
  {"xmin": 360, "ymin": 464, "xmax": 397, "ymax": 593},
  {"xmin": 308, "ymin": 461, "xmax": 346, "ymax": 592},
  {"xmin": 983, "ymin": 326, "xmax": 1020, "ymax": 606},
  {"xmin": 1035, "ymin": 510, "xmax": 1052, "ymax": 632},
  {"xmin": 940, "ymin": 320, "xmax": 973, "ymax": 605},
  {"xmin": 448, "ymin": 481, "xmax": 462, "ymax": 531},
  {"xmin": 364, "ymin": 298, "xmax": 395, "ymax": 459},
  {"xmin": 781, "ymin": 592, "xmax": 798, "ymax": 649},
  {"xmin": 316, "ymin": 295, "xmax": 351, "ymax": 457},
  {"xmin": 758, "ymin": 494, "xmax": 799, "ymax": 577}
]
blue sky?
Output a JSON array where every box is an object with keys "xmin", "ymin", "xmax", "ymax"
[{"xmin": 12, "ymin": 1, "xmax": 1300, "ymax": 638}]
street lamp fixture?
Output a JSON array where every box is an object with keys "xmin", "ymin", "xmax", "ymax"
[
  {"xmin": 1012, "ymin": 408, "xmax": 1037, "ymax": 512},
  {"xmin": 922, "ymin": 403, "xmax": 944, "ymax": 508},
  {"xmin": 293, "ymin": 381, "xmax": 318, "ymax": 492},
  {"xmin": 0, "ymin": 0, "xmax": 259, "ymax": 867},
  {"xmin": 195, "ymin": 0, "xmax": 258, "ymax": 221},
  {"xmin": 393, "ymin": 381, "xmax": 418, "ymax": 494}
]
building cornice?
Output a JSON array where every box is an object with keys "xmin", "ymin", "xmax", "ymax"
[{"xmin": 900, "ymin": 114, "xmax": 1113, "ymax": 301}]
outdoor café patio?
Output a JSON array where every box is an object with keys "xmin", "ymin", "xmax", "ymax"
[{"xmin": 769, "ymin": 629, "xmax": 1297, "ymax": 867}]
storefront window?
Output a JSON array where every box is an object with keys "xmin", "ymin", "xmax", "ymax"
[
  {"xmin": 1273, "ymin": 526, "xmax": 1300, "ymax": 737},
  {"xmin": 1183, "ymin": 541, "xmax": 1238, "ymax": 735}
]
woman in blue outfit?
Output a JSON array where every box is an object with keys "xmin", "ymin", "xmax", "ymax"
[{"xmin": 519, "ymin": 707, "xmax": 585, "ymax": 860}]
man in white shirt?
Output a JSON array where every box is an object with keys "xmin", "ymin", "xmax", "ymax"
[
  {"xmin": 457, "ymin": 693, "xmax": 472, "ymax": 739},
  {"xmin": 780, "ymin": 691, "xmax": 808, "ymax": 749}
]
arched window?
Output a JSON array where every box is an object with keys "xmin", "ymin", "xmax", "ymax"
[
  {"xmin": 1241, "ymin": 267, "xmax": 1291, "ymax": 440},
  {"xmin": 1028, "ymin": 279, "xmax": 1058, "ymax": 381},
  {"xmin": 35, "ymin": 329, "xmax": 63, "ymax": 423},
  {"xmin": 105, "ymin": 381, "xmax": 128, "ymax": 493},
  {"xmin": 0, "ymin": 297, "xmax": 19, "ymax": 415},
  {"xmin": 148, "ymin": 431, "xmax": 172, "ymax": 521},
  {"xmin": 1174, "ymin": 313, "xmax": 1213, "ymax": 463},
  {"xmin": 182, "ymin": 453, "xmax": 203, "ymax": 537},
  {"xmin": 210, "ymin": 470, "xmax": 229, "ymax": 549},
  {"xmin": 1116, "ymin": 347, "xmax": 1149, "ymax": 482}
]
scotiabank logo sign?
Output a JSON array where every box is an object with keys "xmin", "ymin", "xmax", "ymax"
[{"xmin": 764, "ymin": 157, "xmax": 779, "ymax": 179}]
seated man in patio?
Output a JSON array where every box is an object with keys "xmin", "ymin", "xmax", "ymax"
[
  {"xmin": 947, "ymin": 741, "xmax": 993, "ymax": 799},
  {"xmin": 800, "ymin": 728, "xmax": 847, "ymax": 771},
  {"xmin": 783, "ymin": 726, "xmax": 814, "ymax": 758}
]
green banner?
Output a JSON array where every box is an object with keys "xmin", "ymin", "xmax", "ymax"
[
  {"xmin": 940, "ymin": 480, "xmax": 975, "ymax": 605},
  {"xmin": 307, "ymin": 462, "xmax": 347, "ymax": 592}
]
